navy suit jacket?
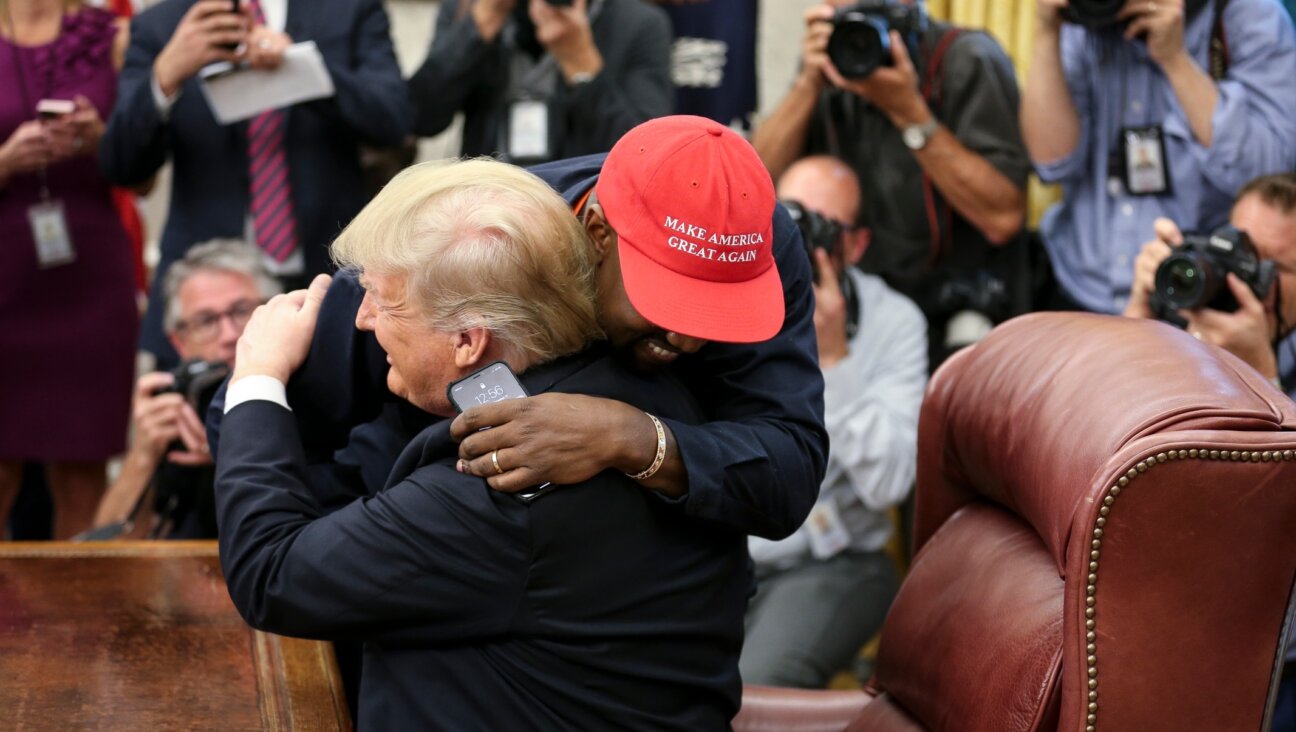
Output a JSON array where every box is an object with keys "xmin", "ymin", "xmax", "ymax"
[
  {"xmin": 101, "ymin": 0, "xmax": 412, "ymax": 362},
  {"xmin": 217, "ymin": 351, "xmax": 750, "ymax": 730}
]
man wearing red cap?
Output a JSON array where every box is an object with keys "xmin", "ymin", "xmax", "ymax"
[{"xmin": 210, "ymin": 114, "xmax": 827, "ymax": 545}]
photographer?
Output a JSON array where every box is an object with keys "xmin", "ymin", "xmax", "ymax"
[
  {"xmin": 92, "ymin": 241, "xmax": 279, "ymax": 539},
  {"xmin": 742, "ymin": 156, "xmax": 926, "ymax": 688},
  {"xmin": 408, "ymin": 0, "xmax": 673, "ymax": 162},
  {"xmin": 752, "ymin": 0, "xmax": 1028, "ymax": 366},
  {"xmin": 1024, "ymin": 0, "xmax": 1296, "ymax": 315},
  {"xmin": 1124, "ymin": 174, "xmax": 1296, "ymax": 393}
]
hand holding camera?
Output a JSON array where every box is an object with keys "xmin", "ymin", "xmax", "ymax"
[
  {"xmin": 132, "ymin": 371, "xmax": 212, "ymax": 468},
  {"xmin": 528, "ymin": 0, "xmax": 602, "ymax": 83},
  {"xmin": 153, "ymin": 0, "xmax": 250, "ymax": 97},
  {"xmin": 812, "ymin": 1, "xmax": 929, "ymax": 127},
  {"xmin": 1126, "ymin": 217, "xmax": 1280, "ymax": 379}
]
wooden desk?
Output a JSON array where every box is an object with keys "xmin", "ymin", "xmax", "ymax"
[{"xmin": 0, "ymin": 542, "xmax": 351, "ymax": 731}]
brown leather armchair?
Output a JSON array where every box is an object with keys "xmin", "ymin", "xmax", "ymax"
[{"xmin": 736, "ymin": 313, "xmax": 1296, "ymax": 732}]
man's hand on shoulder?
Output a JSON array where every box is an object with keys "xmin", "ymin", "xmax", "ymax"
[
  {"xmin": 450, "ymin": 393, "xmax": 665, "ymax": 493},
  {"xmin": 823, "ymin": 30, "xmax": 930, "ymax": 129},
  {"xmin": 232, "ymin": 274, "xmax": 331, "ymax": 385}
]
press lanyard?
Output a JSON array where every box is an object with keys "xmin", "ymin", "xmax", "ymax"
[{"xmin": 5, "ymin": 3, "xmax": 57, "ymax": 201}]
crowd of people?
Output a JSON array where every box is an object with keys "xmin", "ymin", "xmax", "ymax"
[{"xmin": 2, "ymin": 0, "xmax": 1296, "ymax": 728}]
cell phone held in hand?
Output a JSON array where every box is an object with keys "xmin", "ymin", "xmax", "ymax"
[
  {"xmin": 36, "ymin": 99, "xmax": 75, "ymax": 120},
  {"xmin": 447, "ymin": 361, "xmax": 529, "ymax": 413},
  {"xmin": 446, "ymin": 362, "xmax": 555, "ymax": 504}
]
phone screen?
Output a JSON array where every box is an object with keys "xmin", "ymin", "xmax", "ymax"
[
  {"xmin": 446, "ymin": 362, "xmax": 553, "ymax": 503},
  {"xmin": 447, "ymin": 361, "xmax": 529, "ymax": 414}
]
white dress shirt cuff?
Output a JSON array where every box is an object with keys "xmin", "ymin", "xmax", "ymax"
[
  {"xmin": 225, "ymin": 375, "xmax": 291, "ymax": 413},
  {"xmin": 150, "ymin": 73, "xmax": 181, "ymax": 120}
]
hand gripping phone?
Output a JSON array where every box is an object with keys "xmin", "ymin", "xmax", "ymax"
[{"xmin": 446, "ymin": 362, "xmax": 555, "ymax": 503}]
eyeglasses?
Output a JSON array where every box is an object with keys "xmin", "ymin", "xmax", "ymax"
[{"xmin": 174, "ymin": 299, "xmax": 261, "ymax": 342}]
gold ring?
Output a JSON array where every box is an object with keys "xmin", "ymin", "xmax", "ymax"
[
  {"xmin": 491, "ymin": 449, "xmax": 504, "ymax": 475},
  {"xmin": 1192, "ymin": 330, "xmax": 1203, "ymax": 340}
]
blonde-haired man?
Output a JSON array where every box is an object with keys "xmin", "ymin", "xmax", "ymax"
[{"xmin": 214, "ymin": 158, "xmax": 752, "ymax": 730}]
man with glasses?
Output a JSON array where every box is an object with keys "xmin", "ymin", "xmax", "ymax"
[
  {"xmin": 740, "ymin": 155, "xmax": 927, "ymax": 689},
  {"xmin": 92, "ymin": 240, "xmax": 280, "ymax": 539}
]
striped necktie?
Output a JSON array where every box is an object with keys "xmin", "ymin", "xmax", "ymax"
[{"xmin": 246, "ymin": 0, "xmax": 298, "ymax": 262}]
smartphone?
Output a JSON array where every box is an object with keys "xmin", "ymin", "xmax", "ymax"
[
  {"xmin": 220, "ymin": 0, "xmax": 241, "ymax": 52},
  {"xmin": 445, "ymin": 362, "xmax": 555, "ymax": 503},
  {"xmin": 447, "ymin": 361, "xmax": 529, "ymax": 413},
  {"xmin": 36, "ymin": 99, "xmax": 75, "ymax": 120}
]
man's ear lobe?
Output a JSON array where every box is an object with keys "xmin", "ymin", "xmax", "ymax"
[{"xmin": 453, "ymin": 327, "xmax": 491, "ymax": 369}]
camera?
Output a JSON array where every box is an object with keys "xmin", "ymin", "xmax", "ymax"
[
  {"xmin": 784, "ymin": 200, "xmax": 845, "ymax": 285},
  {"xmin": 827, "ymin": 0, "xmax": 926, "ymax": 80},
  {"xmin": 1153, "ymin": 225, "xmax": 1275, "ymax": 313},
  {"xmin": 156, "ymin": 359, "xmax": 232, "ymax": 413},
  {"xmin": 1060, "ymin": 0, "xmax": 1124, "ymax": 27}
]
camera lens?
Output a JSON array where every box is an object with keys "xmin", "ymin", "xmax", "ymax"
[
  {"xmin": 827, "ymin": 13, "xmax": 890, "ymax": 80},
  {"xmin": 1155, "ymin": 252, "xmax": 1217, "ymax": 310}
]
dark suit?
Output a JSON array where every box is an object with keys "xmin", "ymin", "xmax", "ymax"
[
  {"xmin": 409, "ymin": 0, "xmax": 673, "ymax": 160},
  {"xmin": 217, "ymin": 351, "xmax": 750, "ymax": 730},
  {"xmin": 101, "ymin": 0, "xmax": 412, "ymax": 364}
]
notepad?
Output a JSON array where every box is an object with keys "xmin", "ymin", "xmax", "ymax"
[{"xmin": 198, "ymin": 41, "xmax": 336, "ymax": 125}]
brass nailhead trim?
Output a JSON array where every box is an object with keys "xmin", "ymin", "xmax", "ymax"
[{"xmin": 1084, "ymin": 447, "xmax": 1283, "ymax": 730}]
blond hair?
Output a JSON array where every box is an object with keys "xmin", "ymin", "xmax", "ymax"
[{"xmin": 331, "ymin": 158, "xmax": 601, "ymax": 367}]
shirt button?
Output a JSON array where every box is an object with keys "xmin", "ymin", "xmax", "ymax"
[
  {"xmin": 1131, "ymin": 100, "xmax": 1144, "ymax": 114},
  {"xmin": 1122, "ymin": 204, "xmax": 1134, "ymax": 217},
  {"xmin": 1114, "ymin": 296, "xmax": 1127, "ymax": 310},
  {"xmin": 1117, "ymin": 255, "xmax": 1129, "ymax": 267}
]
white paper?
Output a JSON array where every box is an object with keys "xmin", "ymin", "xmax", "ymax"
[{"xmin": 198, "ymin": 41, "xmax": 336, "ymax": 125}]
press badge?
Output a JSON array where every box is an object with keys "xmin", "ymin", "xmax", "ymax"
[
  {"xmin": 1121, "ymin": 125, "xmax": 1170, "ymax": 196},
  {"xmin": 28, "ymin": 200, "xmax": 75, "ymax": 268},
  {"xmin": 805, "ymin": 498, "xmax": 851, "ymax": 560},
  {"xmin": 507, "ymin": 100, "xmax": 550, "ymax": 162}
]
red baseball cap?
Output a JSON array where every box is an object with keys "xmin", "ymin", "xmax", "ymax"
[{"xmin": 595, "ymin": 116, "xmax": 783, "ymax": 343}]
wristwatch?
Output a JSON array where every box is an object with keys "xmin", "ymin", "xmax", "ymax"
[{"xmin": 902, "ymin": 118, "xmax": 941, "ymax": 151}]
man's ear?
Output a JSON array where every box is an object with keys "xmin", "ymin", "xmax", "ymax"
[
  {"xmin": 844, "ymin": 227, "xmax": 871, "ymax": 267},
  {"xmin": 167, "ymin": 332, "xmax": 187, "ymax": 361},
  {"xmin": 584, "ymin": 203, "xmax": 615, "ymax": 264},
  {"xmin": 453, "ymin": 327, "xmax": 491, "ymax": 369}
]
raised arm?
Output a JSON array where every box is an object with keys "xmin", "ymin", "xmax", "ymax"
[
  {"xmin": 1021, "ymin": 0, "xmax": 1084, "ymax": 170},
  {"xmin": 451, "ymin": 205, "xmax": 827, "ymax": 540},
  {"xmin": 751, "ymin": 3, "xmax": 834, "ymax": 181},
  {"xmin": 407, "ymin": 0, "xmax": 505, "ymax": 137}
]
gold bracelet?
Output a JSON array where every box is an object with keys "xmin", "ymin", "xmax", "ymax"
[{"xmin": 626, "ymin": 413, "xmax": 666, "ymax": 481}]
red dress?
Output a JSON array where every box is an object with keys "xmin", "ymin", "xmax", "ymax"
[{"xmin": 0, "ymin": 8, "xmax": 137, "ymax": 461}]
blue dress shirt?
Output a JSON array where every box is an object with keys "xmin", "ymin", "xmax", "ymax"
[{"xmin": 1036, "ymin": 0, "xmax": 1296, "ymax": 313}]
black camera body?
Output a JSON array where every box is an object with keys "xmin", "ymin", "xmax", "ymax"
[
  {"xmin": 1060, "ymin": 0, "xmax": 1125, "ymax": 27},
  {"xmin": 156, "ymin": 360, "xmax": 232, "ymax": 413},
  {"xmin": 784, "ymin": 200, "xmax": 844, "ymax": 285},
  {"xmin": 827, "ymin": 0, "xmax": 926, "ymax": 80},
  {"xmin": 1153, "ymin": 225, "xmax": 1275, "ymax": 313}
]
